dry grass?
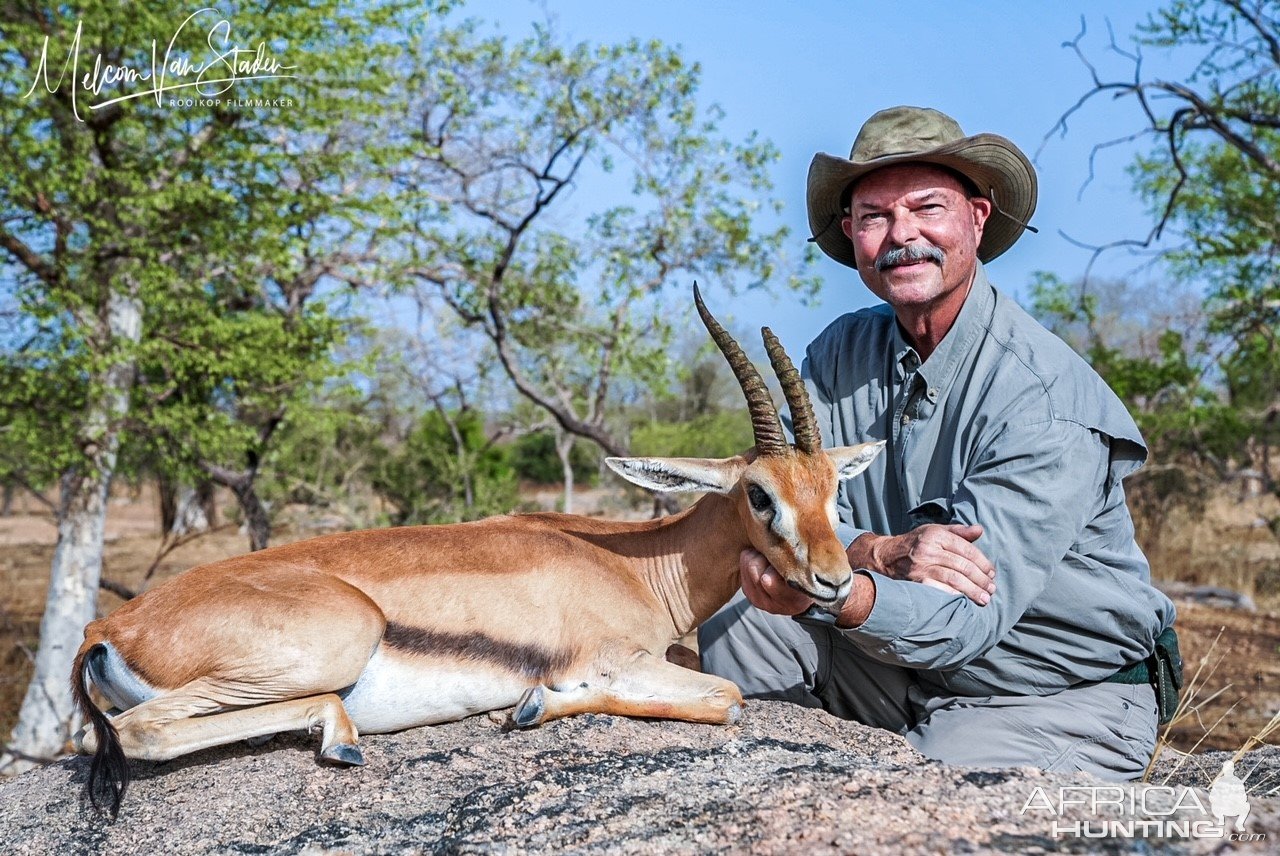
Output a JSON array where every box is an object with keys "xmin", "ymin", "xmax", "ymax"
[{"xmin": 1145, "ymin": 629, "xmax": 1280, "ymax": 793}]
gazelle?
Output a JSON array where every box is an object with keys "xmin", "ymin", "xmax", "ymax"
[{"xmin": 71, "ymin": 286, "xmax": 883, "ymax": 815}]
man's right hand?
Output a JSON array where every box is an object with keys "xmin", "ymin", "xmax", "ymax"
[{"xmin": 849, "ymin": 524, "xmax": 995, "ymax": 605}]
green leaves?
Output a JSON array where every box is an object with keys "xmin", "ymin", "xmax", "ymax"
[
  {"xmin": 1048, "ymin": 2, "xmax": 1279, "ymax": 484},
  {"xmin": 372, "ymin": 408, "xmax": 519, "ymax": 524},
  {"xmin": 395, "ymin": 15, "xmax": 810, "ymax": 460},
  {"xmin": 0, "ymin": 1, "xmax": 425, "ymax": 518}
]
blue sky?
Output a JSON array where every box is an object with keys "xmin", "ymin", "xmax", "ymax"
[{"xmin": 464, "ymin": 0, "xmax": 1189, "ymax": 353}]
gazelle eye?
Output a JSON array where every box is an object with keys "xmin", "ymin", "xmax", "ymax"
[{"xmin": 746, "ymin": 484, "xmax": 773, "ymax": 513}]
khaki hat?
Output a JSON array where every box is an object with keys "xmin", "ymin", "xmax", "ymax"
[{"xmin": 807, "ymin": 106, "xmax": 1037, "ymax": 266}]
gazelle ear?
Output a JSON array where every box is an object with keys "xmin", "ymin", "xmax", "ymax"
[
  {"xmin": 605, "ymin": 457, "xmax": 746, "ymax": 494},
  {"xmin": 826, "ymin": 441, "xmax": 885, "ymax": 481}
]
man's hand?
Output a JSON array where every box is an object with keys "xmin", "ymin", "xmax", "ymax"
[
  {"xmin": 850, "ymin": 524, "xmax": 995, "ymax": 605},
  {"xmin": 739, "ymin": 548, "xmax": 814, "ymax": 616}
]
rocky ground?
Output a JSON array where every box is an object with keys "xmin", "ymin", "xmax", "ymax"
[{"xmin": 0, "ymin": 701, "xmax": 1275, "ymax": 855}]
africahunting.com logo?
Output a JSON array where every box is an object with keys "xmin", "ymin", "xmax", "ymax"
[{"xmin": 1021, "ymin": 760, "xmax": 1265, "ymax": 842}]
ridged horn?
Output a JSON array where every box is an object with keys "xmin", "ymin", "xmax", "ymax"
[
  {"xmin": 692, "ymin": 283, "xmax": 789, "ymax": 456},
  {"xmin": 763, "ymin": 327, "xmax": 822, "ymax": 454}
]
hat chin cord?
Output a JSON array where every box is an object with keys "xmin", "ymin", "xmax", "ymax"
[
  {"xmin": 806, "ymin": 211, "xmax": 842, "ymax": 245},
  {"xmin": 986, "ymin": 187, "xmax": 1038, "ymax": 233}
]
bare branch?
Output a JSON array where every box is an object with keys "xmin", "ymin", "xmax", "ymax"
[
  {"xmin": 1223, "ymin": 0, "xmax": 1280, "ymax": 66},
  {"xmin": 98, "ymin": 577, "xmax": 137, "ymax": 600},
  {"xmin": 0, "ymin": 226, "xmax": 57, "ymax": 285}
]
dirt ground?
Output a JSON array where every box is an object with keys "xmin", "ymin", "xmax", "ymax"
[{"xmin": 1, "ymin": 486, "xmax": 1277, "ymax": 756}]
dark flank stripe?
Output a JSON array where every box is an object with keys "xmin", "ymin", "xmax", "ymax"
[{"xmin": 382, "ymin": 622, "xmax": 574, "ymax": 680}]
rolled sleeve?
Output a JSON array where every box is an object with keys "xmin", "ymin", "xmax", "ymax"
[
  {"xmin": 837, "ymin": 521, "xmax": 870, "ymax": 549},
  {"xmin": 840, "ymin": 419, "xmax": 1107, "ymax": 670}
]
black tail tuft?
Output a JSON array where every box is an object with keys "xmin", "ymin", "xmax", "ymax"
[{"xmin": 71, "ymin": 644, "xmax": 129, "ymax": 819}]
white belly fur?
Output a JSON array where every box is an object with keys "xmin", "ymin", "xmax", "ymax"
[{"xmin": 339, "ymin": 647, "xmax": 530, "ymax": 734}]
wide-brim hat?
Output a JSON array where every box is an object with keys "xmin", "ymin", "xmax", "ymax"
[{"xmin": 807, "ymin": 106, "xmax": 1037, "ymax": 267}]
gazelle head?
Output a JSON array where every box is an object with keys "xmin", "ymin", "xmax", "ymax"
[{"xmin": 607, "ymin": 285, "xmax": 883, "ymax": 610}]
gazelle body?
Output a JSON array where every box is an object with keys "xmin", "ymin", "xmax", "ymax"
[{"xmin": 71, "ymin": 287, "xmax": 883, "ymax": 815}]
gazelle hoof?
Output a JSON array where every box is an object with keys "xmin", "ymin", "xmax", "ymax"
[
  {"xmin": 73, "ymin": 724, "xmax": 96, "ymax": 754},
  {"xmin": 513, "ymin": 686, "xmax": 546, "ymax": 728},
  {"xmin": 320, "ymin": 743, "xmax": 365, "ymax": 766},
  {"xmin": 244, "ymin": 733, "xmax": 274, "ymax": 748},
  {"xmin": 725, "ymin": 703, "xmax": 744, "ymax": 726}
]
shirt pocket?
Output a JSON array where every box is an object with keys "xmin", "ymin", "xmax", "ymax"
[{"xmin": 908, "ymin": 497, "xmax": 952, "ymax": 528}]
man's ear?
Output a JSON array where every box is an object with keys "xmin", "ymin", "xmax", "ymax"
[
  {"xmin": 840, "ymin": 215, "xmax": 856, "ymax": 241},
  {"xmin": 970, "ymin": 195, "xmax": 993, "ymax": 238},
  {"xmin": 605, "ymin": 456, "xmax": 746, "ymax": 494},
  {"xmin": 826, "ymin": 441, "xmax": 885, "ymax": 481}
]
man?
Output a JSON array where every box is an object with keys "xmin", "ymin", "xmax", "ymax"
[{"xmin": 698, "ymin": 106, "xmax": 1180, "ymax": 779}]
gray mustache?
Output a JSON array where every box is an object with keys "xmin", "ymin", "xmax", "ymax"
[{"xmin": 875, "ymin": 243, "xmax": 945, "ymax": 271}]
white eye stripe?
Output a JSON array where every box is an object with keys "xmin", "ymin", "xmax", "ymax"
[{"xmin": 770, "ymin": 501, "xmax": 800, "ymax": 549}]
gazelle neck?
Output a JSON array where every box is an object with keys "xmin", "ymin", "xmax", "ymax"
[{"xmin": 640, "ymin": 492, "xmax": 750, "ymax": 639}]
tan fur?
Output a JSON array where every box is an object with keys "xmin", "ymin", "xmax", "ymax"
[{"xmin": 73, "ymin": 443, "xmax": 880, "ymax": 773}]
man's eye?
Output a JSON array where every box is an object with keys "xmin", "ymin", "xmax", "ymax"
[{"xmin": 747, "ymin": 485, "xmax": 774, "ymax": 513}]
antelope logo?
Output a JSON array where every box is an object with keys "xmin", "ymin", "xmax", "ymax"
[{"xmin": 71, "ymin": 285, "xmax": 883, "ymax": 816}]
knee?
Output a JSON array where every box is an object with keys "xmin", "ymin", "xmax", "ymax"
[
  {"xmin": 696, "ymin": 595, "xmax": 759, "ymax": 678},
  {"xmin": 696, "ymin": 597, "xmax": 820, "ymax": 702},
  {"xmin": 696, "ymin": 603, "xmax": 737, "ymax": 662}
]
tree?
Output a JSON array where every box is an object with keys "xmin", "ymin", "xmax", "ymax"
[
  {"xmin": 396, "ymin": 19, "xmax": 816, "ymax": 498},
  {"xmin": 0, "ymin": 0, "xmax": 417, "ymax": 772},
  {"xmin": 373, "ymin": 407, "xmax": 519, "ymax": 525},
  {"xmin": 510, "ymin": 430, "xmax": 597, "ymax": 488},
  {"xmin": 1045, "ymin": 0, "xmax": 1279, "ymax": 489}
]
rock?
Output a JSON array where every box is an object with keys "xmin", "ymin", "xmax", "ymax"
[
  {"xmin": 1155, "ymin": 580, "xmax": 1258, "ymax": 611},
  {"xmin": 0, "ymin": 701, "xmax": 1276, "ymax": 853}
]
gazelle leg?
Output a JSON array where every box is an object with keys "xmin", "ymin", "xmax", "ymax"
[
  {"xmin": 514, "ymin": 651, "xmax": 744, "ymax": 727},
  {"xmin": 81, "ymin": 680, "xmax": 364, "ymax": 765}
]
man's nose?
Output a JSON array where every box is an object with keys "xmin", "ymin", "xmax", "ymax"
[{"xmin": 887, "ymin": 212, "xmax": 921, "ymax": 246}]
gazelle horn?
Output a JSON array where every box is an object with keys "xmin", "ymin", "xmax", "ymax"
[
  {"xmin": 762, "ymin": 327, "xmax": 822, "ymax": 454},
  {"xmin": 692, "ymin": 283, "xmax": 789, "ymax": 457}
]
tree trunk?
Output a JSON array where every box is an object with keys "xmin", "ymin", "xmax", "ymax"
[
  {"xmin": 161, "ymin": 477, "xmax": 218, "ymax": 535},
  {"xmin": 198, "ymin": 480, "xmax": 218, "ymax": 530},
  {"xmin": 169, "ymin": 484, "xmax": 211, "ymax": 536},
  {"xmin": 205, "ymin": 465, "xmax": 270, "ymax": 552},
  {"xmin": 556, "ymin": 431, "xmax": 575, "ymax": 515},
  {"xmin": 0, "ymin": 483, "xmax": 12, "ymax": 517},
  {"xmin": 232, "ymin": 481, "xmax": 271, "ymax": 552},
  {"xmin": 158, "ymin": 475, "xmax": 177, "ymax": 534},
  {"xmin": 2, "ymin": 292, "xmax": 141, "ymax": 774}
]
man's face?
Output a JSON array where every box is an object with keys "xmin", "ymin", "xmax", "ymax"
[{"xmin": 840, "ymin": 164, "xmax": 992, "ymax": 312}]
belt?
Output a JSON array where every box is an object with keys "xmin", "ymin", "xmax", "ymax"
[{"xmin": 1105, "ymin": 626, "xmax": 1183, "ymax": 725}]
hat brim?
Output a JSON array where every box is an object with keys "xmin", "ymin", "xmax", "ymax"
[{"xmin": 807, "ymin": 133, "xmax": 1037, "ymax": 267}]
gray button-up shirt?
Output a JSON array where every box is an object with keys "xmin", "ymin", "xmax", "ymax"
[{"xmin": 802, "ymin": 264, "xmax": 1176, "ymax": 697}]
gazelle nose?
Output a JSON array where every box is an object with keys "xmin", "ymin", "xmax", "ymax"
[{"xmin": 814, "ymin": 574, "xmax": 847, "ymax": 593}]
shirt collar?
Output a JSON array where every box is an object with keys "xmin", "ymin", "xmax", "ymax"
[
  {"xmin": 889, "ymin": 263, "xmax": 995, "ymax": 390},
  {"xmin": 890, "ymin": 330, "xmax": 919, "ymax": 382}
]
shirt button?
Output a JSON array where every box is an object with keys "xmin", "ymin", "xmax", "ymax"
[
  {"xmin": 927, "ymin": 388, "xmax": 938, "ymax": 402},
  {"xmin": 901, "ymin": 414, "xmax": 911, "ymax": 425}
]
